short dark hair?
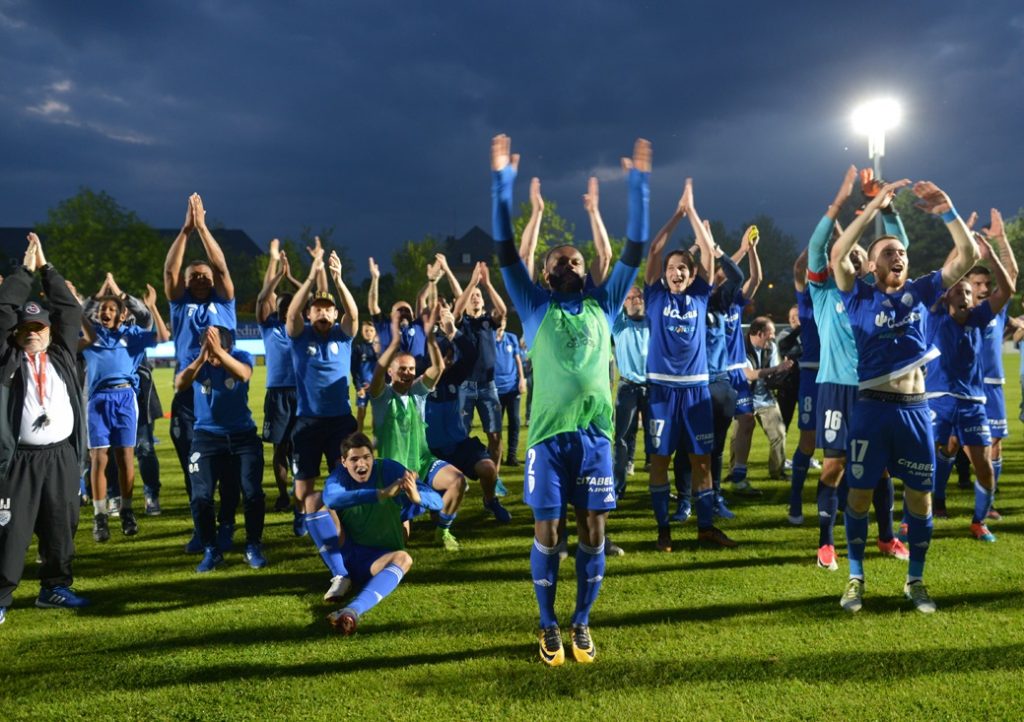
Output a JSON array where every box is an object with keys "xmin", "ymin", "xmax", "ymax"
[
  {"xmin": 543, "ymin": 244, "xmax": 580, "ymax": 269},
  {"xmin": 341, "ymin": 432, "xmax": 375, "ymax": 458},
  {"xmin": 966, "ymin": 266, "xmax": 991, "ymax": 278},
  {"xmin": 664, "ymin": 249, "xmax": 696, "ymax": 274},
  {"xmin": 749, "ymin": 316, "xmax": 774, "ymax": 336},
  {"xmin": 185, "ymin": 259, "xmax": 212, "ymax": 273},
  {"xmin": 95, "ymin": 294, "xmax": 126, "ymax": 318}
]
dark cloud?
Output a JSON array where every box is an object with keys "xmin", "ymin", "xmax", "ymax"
[{"xmin": 1, "ymin": 0, "xmax": 1021, "ymax": 278}]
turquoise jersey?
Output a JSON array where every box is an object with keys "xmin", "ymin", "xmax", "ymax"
[{"xmin": 805, "ymin": 212, "xmax": 910, "ymax": 387}]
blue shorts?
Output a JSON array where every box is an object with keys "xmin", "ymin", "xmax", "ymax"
[
  {"xmin": 290, "ymin": 414, "xmax": 357, "ymax": 480},
  {"xmin": 648, "ymin": 384, "xmax": 715, "ymax": 456},
  {"xmin": 816, "ymin": 382, "xmax": 859, "ymax": 456},
  {"xmin": 262, "ymin": 386, "xmax": 297, "ymax": 444},
  {"xmin": 460, "ymin": 380, "xmax": 501, "ymax": 434},
  {"xmin": 87, "ymin": 386, "xmax": 138, "ymax": 449},
  {"xmin": 846, "ymin": 396, "xmax": 935, "ymax": 492},
  {"xmin": 340, "ymin": 539, "xmax": 395, "ymax": 585},
  {"xmin": 728, "ymin": 368, "xmax": 753, "ymax": 416},
  {"xmin": 431, "ymin": 436, "xmax": 490, "ymax": 480},
  {"xmin": 984, "ymin": 384, "xmax": 1008, "ymax": 439},
  {"xmin": 525, "ymin": 426, "xmax": 615, "ymax": 517},
  {"xmin": 930, "ymin": 395, "xmax": 992, "ymax": 448},
  {"xmin": 797, "ymin": 367, "xmax": 818, "ymax": 431}
]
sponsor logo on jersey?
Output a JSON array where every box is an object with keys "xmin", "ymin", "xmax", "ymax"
[
  {"xmin": 663, "ymin": 306, "xmax": 698, "ymax": 321},
  {"xmin": 873, "ymin": 310, "xmax": 921, "ymax": 329},
  {"xmin": 897, "ymin": 458, "xmax": 933, "ymax": 474}
]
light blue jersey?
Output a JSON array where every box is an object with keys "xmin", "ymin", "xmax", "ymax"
[{"xmin": 611, "ymin": 311, "xmax": 649, "ymax": 384}]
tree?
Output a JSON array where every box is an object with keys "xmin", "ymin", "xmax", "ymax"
[
  {"xmin": 36, "ymin": 188, "xmax": 165, "ymax": 299},
  {"xmin": 389, "ymin": 234, "xmax": 442, "ymax": 310}
]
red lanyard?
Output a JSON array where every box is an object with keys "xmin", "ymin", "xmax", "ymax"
[{"xmin": 27, "ymin": 352, "xmax": 47, "ymax": 407}]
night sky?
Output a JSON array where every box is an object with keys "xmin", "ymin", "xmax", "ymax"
[{"xmin": 2, "ymin": 1, "xmax": 1022, "ymax": 275}]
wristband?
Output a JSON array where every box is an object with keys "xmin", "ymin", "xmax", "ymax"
[{"xmin": 940, "ymin": 208, "xmax": 958, "ymax": 224}]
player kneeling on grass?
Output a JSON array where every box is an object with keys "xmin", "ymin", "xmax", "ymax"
[
  {"xmin": 309, "ymin": 433, "xmax": 417, "ymax": 635},
  {"xmin": 175, "ymin": 326, "xmax": 267, "ymax": 573}
]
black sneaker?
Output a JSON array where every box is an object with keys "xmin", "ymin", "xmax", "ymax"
[
  {"xmin": 273, "ymin": 494, "xmax": 292, "ymax": 512},
  {"xmin": 504, "ymin": 456, "xmax": 520, "ymax": 467},
  {"xmin": 92, "ymin": 513, "xmax": 110, "ymax": 543},
  {"xmin": 656, "ymin": 526, "xmax": 673, "ymax": 552},
  {"xmin": 121, "ymin": 509, "xmax": 139, "ymax": 536}
]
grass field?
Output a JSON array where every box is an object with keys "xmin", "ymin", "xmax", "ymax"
[{"xmin": 3, "ymin": 359, "xmax": 1024, "ymax": 721}]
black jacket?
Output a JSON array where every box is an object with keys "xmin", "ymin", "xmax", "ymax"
[{"xmin": 0, "ymin": 265, "xmax": 87, "ymax": 481}]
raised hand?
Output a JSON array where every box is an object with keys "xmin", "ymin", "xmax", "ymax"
[
  {"xmin": 678, "ymin": 178, "xmax": 694, "ymax": 215},
  {"xmin": 621, "ymin": 137, "xmax": 652, "ymax": 173},
  {"xmin": 911, "ymin": 181, "xmax": 953, "ymax": 215},
  {"xmin": 742, "ymin": 224, "xmax": 759, "ymax": 250},
  {"xmin": 833, "ymin": 165, "xmax": 858, "ymax": 208},
  {"xmin": 269, "ymin": 238, "xmax": 281, "ymax": 260},
  {"xmin": 306, "ymin": 241, "xmax": 325, "ymax": 264},
  {"xmin": 477, "ymin": 261, "xmax": 492, "ymax": 287},
  {"xmin": 583, "ymin": 177, "xmax": 599, "ymax": 213},
  {"xmin": 434, "ymin": 253, "xmax": 450, "ymax": 272},
  {"xmin": 144, "ymin": 283, "xmax": 158, "ymax": 306},
  {"xmin": 490, "ymin": 134, "xmax": 520, "ymax": 173},
  {"xmin": 278, "ymin": 253, "xmax": 291, "ymax": 277},
  {"xmin": 965, "ymin": 212, "xmax": 978, "ymax": 230},
  {"xmin": 23, "ymin": 234, "xmax": 39, "ymax": 272},
  {"xmin": 983, "ymin": 208, "xmax": 1005, "ymax": 240},
  {"xmin": 182, "ymin": 196, "xmax": 195, "ymax": 233},
  {"xmin": 439, "ymin": 303, "xmax": 456, "ymax": 337},
  {"xmin": 190, "ymin": 193, "xmax": 207, "ymax": 230},
  {"xmin": 368, "ymin": 256, "xmax": 380, "ymax": 280},
  {"xmin": 530, "ymin": 177, "xmax": 544, "ymax": 213},
  {"xmin": 426, "ymin": 261, "xmax": 443, "ymax": 282},
  {"xmin": 976, "ymin": 233, "xmax": 996, "ymax": 262},
  {"xmin": 328, "ymin": 250, "xmax": 342, "ymax": 278}
]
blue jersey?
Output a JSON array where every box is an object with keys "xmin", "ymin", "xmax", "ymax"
[
  {"xmin": 840, "ymin": 271, "xmax": 944, "ymax": 389},
  {"xmin": 351, "ymin": 339, "xmax": 378, "ymax": 389},
  {"xmin": 375, "ymin": 317, "xmax": 427, "ymax": 373},
  {"xmin": 82, "ymin": 324, "xmax": 157, "ymax": 396},
  {"xmin": 795, "ymin": 289, "xmax": 820, "ymax": 368},
  {"xmin": 611, "ymin": 312, "xmax": 649, "ymax": 384},
  {"xmin": 192, "ymin": 348, "xmax": 256, "ymax": 434},
  {"xmin": 925, "ymin": 303, "xmax": 994, "ymax": 402},
  {"xmin": 644, "ymin": 278, "xmax": 711, "ymax": 387},
  {"xmin": 289, "ymin": 323, "xmax": 353, "ymax": 418},
  {"xmin": 426, "ymin": 332, "xmax": 476, "ymax": 448},
  {"xmin": 723, "ymin": 293, "xmax": 750, "ymax": 371},
  {"xmin": 170, "ymin": 290, "xmax": 236, "ymax": 370},
  {"xmin": 981, "ymin": 306, "xmax": 1007, "ymax": 385},
  {"xmin": 706, "ymin": 311, "xmax": 729, "ymax": 377},
  {"xmin": 259, "ymin": 314, "xmax": 296, "ymax": 389},
  {"xmin": 494, "ymin": 331, "xmax": 522, "ymax": 394}
]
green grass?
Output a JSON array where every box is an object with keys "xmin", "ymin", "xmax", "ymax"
[{"xmin": 3, "ymin": 359, "xmax": 1024, "ymax": 721}]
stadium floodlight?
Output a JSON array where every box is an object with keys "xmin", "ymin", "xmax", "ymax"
[{"xmin": 851, "ymin": 98, "xmax": 901, "ymax": 160}]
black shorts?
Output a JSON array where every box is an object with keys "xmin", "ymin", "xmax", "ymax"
[
  {"xmin": 291, "ymin": 414, "xmax": 356, "ymax": 481},
  {"xmin": 262, "ymin": 386, "xmax": 298, "ymax": 444},
  {"xmin": 430, "ymin": 437, "xmax": 491, "ymax": 480}
]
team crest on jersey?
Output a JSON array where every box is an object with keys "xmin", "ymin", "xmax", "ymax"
[
  {"xmin": 835, "ymin": 301, "xmax": 844, "ymax": 314},
  {"xmin": 850, "ymin": 463, "xmax": 864, "ymax": 479},
  {"xmin": 307, "ymin": 345, "xmax": 317, "ymax": 356},
  {"xmin": 225, "ymin": 377, "xmax": 236, "ymax": 390},
  {"xmin": 408, "ymin": 327, "xmax": 417, "ymax": 337},
  {"xmin": 900, "ymin": 292, "xmax": 914, "ymax": 307},
  {"xmin": 329, "ymin": 342, "xmax": 339, "ymax": 355},
  {"xmin": 825, "ymin": 430, "xmax": 837, "ymax": 443}
]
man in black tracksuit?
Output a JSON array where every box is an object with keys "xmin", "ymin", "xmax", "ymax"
[{"xmin": 0, "ymin": 233, "xmax": 89, "ymax": 625}]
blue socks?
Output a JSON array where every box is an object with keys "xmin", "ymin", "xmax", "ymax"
[
  {"xmin": 651, "ymin": 484, "xmax": 671, "ymax": 529},
  {"xmin": 348, "ymin": 563, "xmax": 405, "ymax": 616},
  {"xmin": 572, "ymin": 541, "xmax": 606, "ymax": 626},
  {"xmin": 873, "ymin": 476, "xmax": 895, "ymax": 542},
  {"xmin": 844, "ymin": 507, "xmax": 869, "ymax": 579},
  {"xmin": 973, "ymin": 481, "xmax": 994, "ymax": 524},
  {"xmin": 437, "ymin": 511, "xmax": 456, "ymax": 529},
  {"xmin": 305, "ymin": 511, "xmax": 348, "ymax": 578},
  {"xmin": 817, "ymin": 483, "xmax": 838, "ymax": 547},
  {"xmin": 905, "ymin": 509, "xmax": 932, "ymax": 579},
  {"xmin": 530, "ymin": 538, "xmax": 560, "ymax": 629},
  {"xmin": 695, "ymin": 488, "xmax": 715, "ymax": 529},
  {"xmin": 789, "ymin": 449, "xmax": 811, "ymax": 517},
  {"xmin": 992, "ymin": 457, "xmax": 1002, "ymax": 486},
  {"xmin": 933, "ymin": 452, "xmax": 955, "ymax": 503}
]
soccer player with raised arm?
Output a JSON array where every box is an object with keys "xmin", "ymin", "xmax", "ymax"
[
  {"xmin": 286, "ymin": 246, "xmax": 359, "ymax": 601},
  {"xmin": 645, "ymin": 179, "xmax": 737, "ymax": 553},
  {"xmin": 832, "ymin": 178, "xmax": 979, "ymax": 613},
  {"xmin": 805, "ymin": 167, "xmax": 910, "ymax": 572},
  {"xmin": 370, "ymin": 302, "xmax": 469, "ymax": 550},
  {"xmin": 925, "ymin": 232, "xmax": 1013, "ymax": 541},
  {"xmin": 164, "ymin": 193, "xmax": 240, "ymax": 553},
  {"xmin": 491, "ymin": 134, "xmax": 648, "ymax": 666}
]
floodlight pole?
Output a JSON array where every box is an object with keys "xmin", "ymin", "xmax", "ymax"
[{"xmin": 868, "ymin": 129, "xmax": 885, "ymax": 238}]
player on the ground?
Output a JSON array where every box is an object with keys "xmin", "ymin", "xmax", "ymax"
[
  {"xmin": 80, "ymin": 282, "xmax": 168, "ymax": 542},
  {"xmin": 311, "ymin": 433, "xmax": 418, "ymax": 635},
  {"xmin": 926, "ymin": 232, "xmax": 1012, "ymax": 540},
  {"xmin": 256, "ymin": 240, "xmax": 301, "ymax": 514},
  {"xmin": 286, "ymin": 246, "xmax": 359, "ymax": 600},
  {"xmin": 645, "ymin": 179, "xmax": 737, "ymax": 553},
  {"xmin": 806, "ymin": 166, "xmax": 910, "ymax": 572},
  {"xmin": 175, "ymin": 326, "xmax": 267, "ymax": 571},
  {"xmin": 164, "ymin": 193, "xmax": 239, "ymax": 553},
  {"xmin": 833, "ymin": 177, "xmax": 978, "ymax": 614},
  {"xmin": 492, "ymin": 134, "xmax": 649, "ymax": 665},
  {"xmin": 370, "ymin": 302, "xmax": 469, "ymax": 551}
]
